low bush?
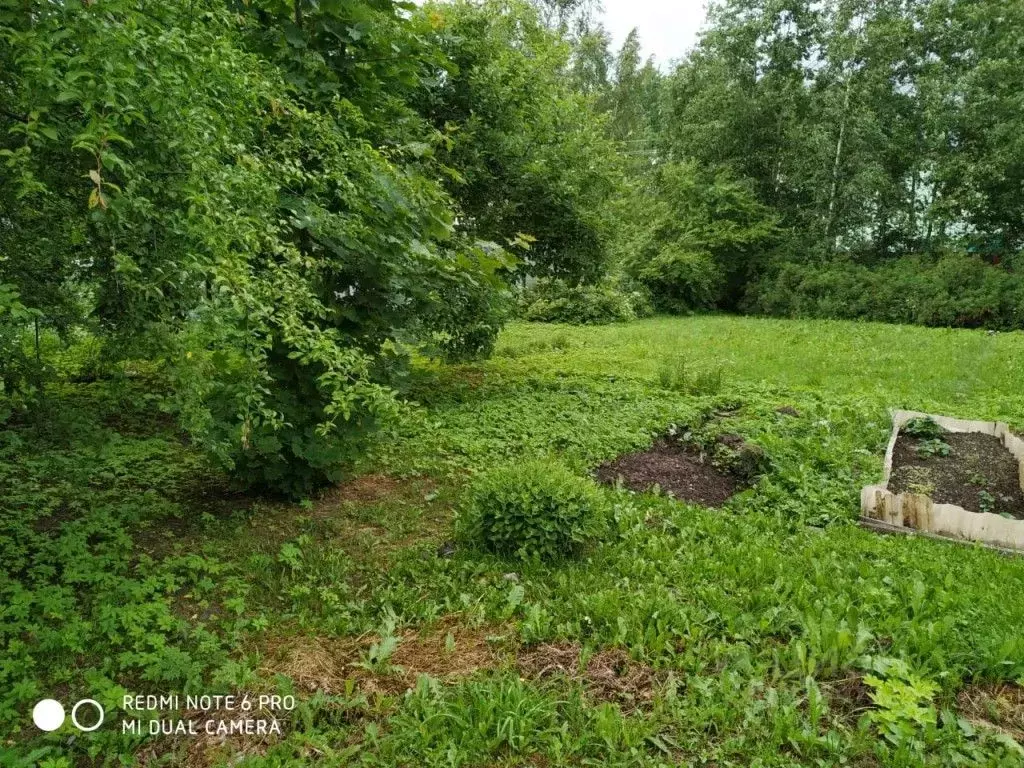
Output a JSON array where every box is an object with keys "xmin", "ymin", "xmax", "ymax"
[
  {"xmin": 519, "ymin": 279, "xmax": 641, "ymax": 325},
  {"xmin": 460, "ymin": 460, "xmax": 609, "ymax": 560},
  {"xmin": 903, "ymin": 417, "xmax": 944, "ymax": 440},
  {"xmin": 747, "ymin": 253, "xmax": 1024, "ymax": 329}
]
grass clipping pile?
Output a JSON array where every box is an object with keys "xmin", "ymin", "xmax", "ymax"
[{"xmin": 862, "ymin": 410, "xmax": 1024, "ymax": 551}]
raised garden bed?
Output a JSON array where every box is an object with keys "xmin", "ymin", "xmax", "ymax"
[{"xmin": 861, "ymin": 410, "xmax": 1024, "ymax": 551}]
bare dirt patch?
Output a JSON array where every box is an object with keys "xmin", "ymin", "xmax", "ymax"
[
  {"xmin": 889, "ymin": 430, "xmax": 1024, "ymax": 519},
  {"xmin": 595, "ymin": 439, "xmax": 745, "ymax": 507},
  {"xmin": 957, "ymin": 682, "xmax": 1024, "ymax": 744},
  {"xmin": 517, "ymin": 642, "xmax": 662, "ymax": 711}
]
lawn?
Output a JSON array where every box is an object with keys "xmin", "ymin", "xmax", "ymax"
[{"xmin": 4, "ymin": 316, "xmax": 1024, "ymax": 767}]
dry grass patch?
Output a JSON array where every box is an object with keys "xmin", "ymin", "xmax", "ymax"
[
  {"xmin": 383, "ymin": 619, "xmax": 507, "ymax": 688},
  {"xmin": 259, "ymin": 634, "xmax": 360, "ymax": 695},
  {"xmin": 320, "ymin": 472, "xmax": 437, "ymax": 509},
  {"xmin": 516, "ymin": 642, "xmax": 662, "ymax": 712},
  {"xmin": 957, "ymin": 682, "xmax": 1024, "ymax": 744},
  {"xmin": 821, "ymin": 675, "xmax": 874, "ymax": 723},
  {"xmin": 259, "ymin": 618, "xmax": 513, "ymax": 697},
  {"xmin": 136, "ymin": 715, "xmax": 277, "ymax": 768}
]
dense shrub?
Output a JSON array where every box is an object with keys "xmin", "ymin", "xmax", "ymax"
[
  {"xmin": 460, "ymin": 460, "xmax": 609, "ymax": 560},
  {"xmin": 621, "ymin": 162, "xmax": 778, "ymax": 313},
  {"xmin": 621, "ymin": 280, "xmax": 656, "ymax": 319},
  {"xmin": 0, "ymin": 0, "xmax": 521, "ymax": 496},
  {"xmin": 633, "ymin": 246, "xmax": 724, "ymax": 313},
  {"xmin": 520, "ymin": 279, "xmax": 643, "ymax": 325},
  {"xmin": 418, "ymin": 241, "xmax": 517, "ymax": 363},
  {"xmin": 747, "ymin": 253, "xmax": 1024, "ymax": 329}
]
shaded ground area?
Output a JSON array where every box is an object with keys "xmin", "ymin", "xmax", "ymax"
[
  {"xmin": 595, "ymin": 438, "xmax": 744, "ymax": 507},
  {"xmin": 889, "ymin": 430, "xmax": 1024, "ymax": 518}
]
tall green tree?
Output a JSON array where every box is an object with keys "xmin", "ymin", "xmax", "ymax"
[
  {"xmin": 0, "ymin": 0, "xmax": 511, "ymax": 495},
  {"xmin": 415, "ymin": 0, "xmax": 622, "ymax": 284},
  {"xmin": 607, "ymin": 29, "xmax": 663, "ymax": 146}
]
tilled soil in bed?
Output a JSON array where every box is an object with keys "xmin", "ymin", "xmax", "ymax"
[
  {"xmin": 889, "ymin": 430, "xmax": 1024, "ymax": 519},
  {"xmin": 595, "ymin": 439, "xmax": 744, "ymax": 507}
]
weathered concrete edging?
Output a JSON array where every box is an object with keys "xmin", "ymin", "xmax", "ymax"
[{"xmin": 860, "ymin": 409, "xmax": 1024, "ymax": 551}]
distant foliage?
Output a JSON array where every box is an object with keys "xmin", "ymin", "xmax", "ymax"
[
  {"xmin": 591, "ymin": 0, "xmax": 1024, "ymax": 327},
  {"xmin": 461, "ymin": 460, "xmax": 609, "ymax": 560},
  {"xmin": 658, "ymin": 0, "xmax": 1024, "ymax": 264},
  {"xmin": 519, "ymin": 279, "xmax": 645, "ymax": 325},
  {"xmin": 0, "ymin": 285, "xmax": 42, "ymax": 406},
  {"xmin": 622, "ymin": 162, "xmax": 778, "ymax": 313},
  {"xmin": 748, "ymin": 254, "xmax": 1024, "ymax": 330}
]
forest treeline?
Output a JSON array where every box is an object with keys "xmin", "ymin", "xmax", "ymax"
[
  {"xmin": 2, "ymin": 0, "xmax": 1023, "ymax": 493},
  {"xmin": 524, "ymin": 0, "xmax": 1024, "ymax": 329}
]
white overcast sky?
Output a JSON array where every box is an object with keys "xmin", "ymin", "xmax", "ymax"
[
  {"xmin": 598, "ymin": 0, "xmax": 709, "ymax": 67},
  {"xmin": 414, "ymin": 1, "xmax": 711, "ymax": 69}
]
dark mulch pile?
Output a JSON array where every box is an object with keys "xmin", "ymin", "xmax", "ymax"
[
  {"xmin": 889, "ymin": 429, "xmax": 1024, "ymax": 519},
  {"xmin": 595, "ymin": 438, "xmax": 743, "ymax": 507}
]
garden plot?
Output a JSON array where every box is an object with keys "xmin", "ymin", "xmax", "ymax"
[
  {"xmin": 595, "ymin": 429, "xmax": 767, "ymax": 507},
  {"xmin": 862, "ymin": 410, "xmax": 1024, "ymax": 550}
]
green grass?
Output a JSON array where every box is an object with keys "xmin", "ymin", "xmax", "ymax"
[
  {"xmin": 495, "ymin": 316, "xmax": 1024, "ymax": 408},
  {"xmin": 4, "ymin": 316, "xmax": 1024, "ymax": 766}
]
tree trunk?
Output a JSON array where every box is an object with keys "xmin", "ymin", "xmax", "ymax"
[{"xmin": 824, "ymin": 75, "xmax": 853, "ymax": 253}]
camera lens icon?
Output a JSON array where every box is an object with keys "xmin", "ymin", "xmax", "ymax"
[
  {"xmin": 32, "ymin": 698, "xmax": 105, "ymax": 732},
  {"xmin": 72, "ymin": 699, "xmax": 105, "ymax": 732}
]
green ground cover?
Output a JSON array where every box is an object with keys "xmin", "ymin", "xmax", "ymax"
[{"xmin": 4, "ymin": 316, "xmax": 1024, "ymax": 766}]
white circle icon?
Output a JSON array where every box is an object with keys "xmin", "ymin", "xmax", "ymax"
[
  {"xmin": 71, "ymin": 699, "xmax": 104, "ymax": 732},
  {"xmin": 32, "ymin": 699, "xmax": 65, "ymax": 731}
]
